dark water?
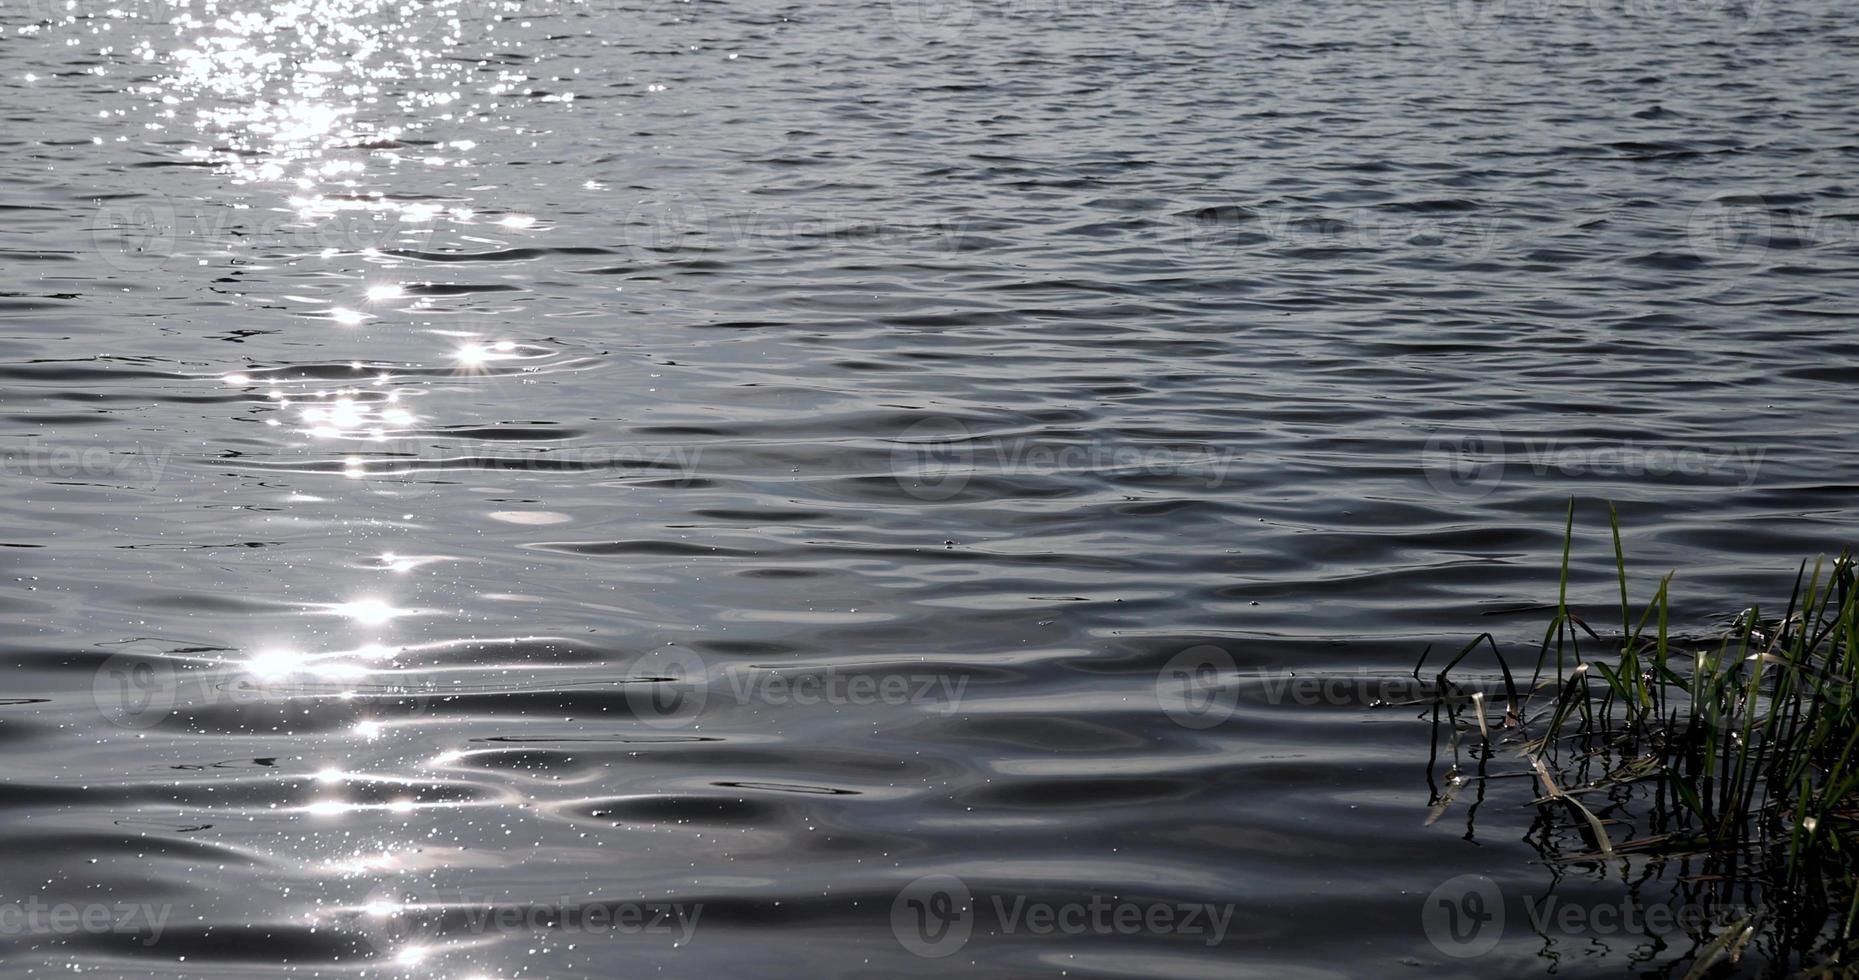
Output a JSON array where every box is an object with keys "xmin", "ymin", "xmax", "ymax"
[{"xmin": 2, "ymin": 0, "xmax": 1857, "ymax": 975}]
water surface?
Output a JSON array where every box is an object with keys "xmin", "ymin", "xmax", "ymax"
[{"xmin": 2, "ymin": 0, "xmax": 1857, "ymax": 975}]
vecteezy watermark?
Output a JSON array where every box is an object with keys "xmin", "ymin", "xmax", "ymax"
[
  {"xmin": 887, "ymin": 0, "xmax": 1236, "ymax": 44},
  {"xmin": 1687, "ymin": 193, "xmax": 1859, "ymax": 265},
  {"xmin": 623, "ymin": 648, "xmax": 968, "ymax": 729},
  {"xmin": 349, "ymin": 441, "xmax": 706, "ymax": 500},
  {"xmin": 624, "ymin": 647, "xmax": 710, "ymax": 730},
  {"xmin": 1421, "ymin": 429, "xmax": 1507, "ymax": 500},
  {"xmin": 1423, "ymin": 0, "xmax": 1765, "ymax": 39},
  {"xmin": 91, "ymin": 650, "xmax": 442, "ymax": 731},
  {"xmin": 1421, "ymin": 875, "xmax": 1506, "ymax": 958},
  {"xmin": 89, "ymin": 196, "xmax": 180, "ymax": 274},
  {"xmin": 1155, "ymin": 645, "xmax": 1239, "ymax": 730},
  {"xmin": 8, "ymin": 0, "xmax": 65, "ymax": 26},
  {"xmin": 87, "ymin": 193, "xmax": 441, "ymax": 275},
  {"xmin": 1157, "ymin": 659, "xmax": 1485, "ymax": 725},
  {"xmin": 459, "ymin": 899, "xmax": 701, "ymax": 941},
  {"xmin": 1422, "ymin": 874, "xmax": 1762, "ymax": 959},
  {"xmin": 0, "ymin": 898, "xmax": 171, "ymax": 946},
  {"xmin": 0, "ymin": 443, "xmax": 173, "ymax": 489},
  {"xmin": 1687, "ymin": 194, "xmax": 1772, "ymax": 265},
  {"xmin": 350, "ymin": 886, "xmax": 701, "ymax": 960},
  {"xmin": 723, "ymin": 667, "xmax": 968, "ymax": 713},
  {"xmin": 1251, "ymin": 669, "xmax": 1448, "ymax": 708},
  {"xmin": 618, "ymin": 192, "xmax": 981, "ymax": 258},
  {"xmin": 1421, "ymin": 428, "xmax": 1764, "ymax": 498},
  {"xmin": 1161, "ymin": 206, "xmax": 1512, "ymax": 261},
  {"xmin": 890, "ymin": 417, "xmax": 1233, "ymax": 501},
  {"xmin": 891, "ymin": 874, "xmax": 1236, "ymax": 958},
  {"xmin": 889, "ymin": 0, "xmax": 977, "ymax": 41}
]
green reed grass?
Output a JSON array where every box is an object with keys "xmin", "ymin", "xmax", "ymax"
[{"xmin": 1422, "ymin": 501, "xmax": 1859, "ymax": 975}]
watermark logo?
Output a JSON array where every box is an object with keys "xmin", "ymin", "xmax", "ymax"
[
  {"xmin": 1424, "ymin": 0, "xmax": 1767, "ymax": 41},
  {"xmin": 91, "ymin": 652, "xmax": 442, "ymax": 731},
  {"xmin": 621, "ymin": 193, "xmax": 710, "ymax": 257},
  {"xmin": 348, "ymin": 887, "xmax": 702, "ymax": 961},
  {"xmin": 892, "ymin": 417, "xmax": 975, "ymax": 501},
  {"xmin": 625, "ymin": 647, "xmax": 710, "ymax": 729},
  {"xmin": 890, "ymin": 418, "xmax": 1232, "ymax": 501},
  {"xmin": 1687, "ymin": 195, "xmax": 1772, "ymax": 264},
  {"xmin": 354, "ymin": 884, "xmax": 443, "ymax": 960},
  {"xmin": 1685, "ymin": 194, "xmax": 1859, "ymax": 267},
  {"xmin": 887, "ymin": 0, "xmax": 1235, "ymax": 44},
  {"xmin": 616, "ymin": 187, "xmax": 982, "ymax": 259},
  {"xmin": 1422, "ymin": 0, "xmax": 1501, "ymax": 35},
  {"xmin": 90, "ymin": 196, "xmax": 179, "ymax": 274},
  {"xmin": 891, "ymin": 874, "xmax": 974, "ymax": 958},
  {"xmin": 0, "ymin": 897, "xmax": 171, "ymax": 946},
  {"xmin": 1252, "ymin": 669, "xmax": 1450, "ymax": 707},
  {"xmin": 1155, "ymin": 645, "xmax": 1238, "ymax": 729},
  {"xmin": 723, "ymin": 667, "xmax": 967, "ymax": 714},
  {"xmin": 454, "ymin": 897, "xmax": 701, "ymax": 943},
  {"xmin": 447, "ymin": 0, "xmax": 556, "ymax": 26},
  {"xmin": 1423, "ymin": 874, "xmax": 1504, "ymax": 958},
  {"xmin": 891, "ymin": 874, "xmax": 1235, "ymax": 957},
  {"xmin": 889, "ymin": 0, "xmax": 978, "ymax": 42},
  {"xmin": 1421, "ymin": 428, "xmax": 1763, "ymax": 497},
  {"xmin": 12, "ymin": 0, "xmax": 69, "ymax": 25},
  {"xmin": 327, "ymin": 441, "xmax": 706, "ymax": 501},
  {"xmin": 1421, "ymin": 874, "xmax": 1764, "ymax": 959},
  {"xmin": 1422, "ymin": 428, "xmax": 1506, "ymax": 499},
  {"xmin": 0, "ymin": 443, "xmax": 173, "ymax": 489},
  {"xmin": 92, "ymin": 652, "xmax": 179, "ymax": 730},
  {"xmin": 622, "ymin": 650, "xmax": 967, "ymax": 729},
  {"xmin": 360, "ymin": 441, "xmax": 446, "ymax": 501},
  {"xmin": 85, "ymin": 194, "xmax": 443, "ymax": 274},
  {"xmin": 1160, "ymin": 205, "xmax": 1510, "ymax": 260}
]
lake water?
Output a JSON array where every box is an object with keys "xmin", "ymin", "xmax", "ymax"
[{"xmin": 1, "ymin": 0, "xmax": 1856, "ymax": 975}]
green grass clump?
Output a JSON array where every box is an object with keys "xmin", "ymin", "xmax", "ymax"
[{"xmin": 1422, "ymin": 501, "xmax": 1859, "ymax": 976}]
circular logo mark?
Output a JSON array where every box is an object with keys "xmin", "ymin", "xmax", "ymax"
[
  {"xmin": 324, "ymin": 430, "xmax": 456, "ymax": 503},
  {"xmin": 1156, "ymin": 645, "xmax": 1238, "ymax": 729},
  {"xmin": 892, "ymin": 417, "xmax": 974, "ymax": 501},
  {"xmin": 624, "ymin": 647, "xmax": 709, "ymax": 729},
  {"xmin": 17, "ymin": 0, "xmax": 67, "ymax": 24},
  {"xmin": 366, "ymin": 439, "xmax": 448, "ymax": 502},
  {"xmin": 92, "ymin": 653, "xmax": 179, "ymax": 730},
  {"xmin": 1196, "ymin": 0, "xmax": 1239, "ymax": 31},
  {"xmin": 89, "ymin": 195, "xmax": 180, "ymax": 274},
  {"xmin": 891, "ymin": 874, "xmax": 973, "ymax": 958},
  {"xmin": 1423, "ymin": 0, "xmax": 1503, "ymax": 38},
  {"xmin": 353, "ymin": 883, "xmax": 445, "ymax": 961},
  {"xmin": 622, "ymin": 193, "xmax": 710, "ymax": 258},
  {"xmin": 889, "ymin": 0, "xmax": 977, "ymax": 42},
  {"xmin": 1422, "ymin": 873, "xmax": 1504, "ymax": 959},
  {"xmin": 1422, "ymin": 428, "xmax": 1505, "ymax": 499},
  {"xmin": 1687, "ymin": 195, "xmax": 1772, "ymax": 264}
]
